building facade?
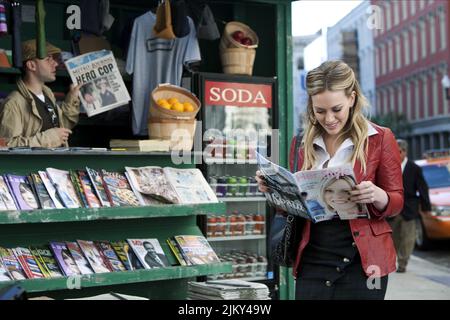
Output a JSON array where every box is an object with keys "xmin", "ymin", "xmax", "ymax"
[
  {"xmin": 292, "ymin": 33, "xmax": 320, "ymax": 135},
  {"xmin": 327, "ymin": 1, "xmax": 377, "ymax": 115},
  {"xmin": 373, "ymin": 0, "xmax": 450, "ymax": 159}
]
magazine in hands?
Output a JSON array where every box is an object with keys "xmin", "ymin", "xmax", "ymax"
[{"xmin": 256, "ymin": 152, "xmax": 369, "ymax": 223}]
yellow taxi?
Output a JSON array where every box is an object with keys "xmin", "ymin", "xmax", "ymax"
[{"xmin": 414, "ymin": 151, "xmax": 450, "ymax": 250}]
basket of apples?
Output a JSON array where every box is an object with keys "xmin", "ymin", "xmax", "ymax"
[
  {"xmin": 220, "ymin": 21, "xmax": 259, "ymax": 49},
  {"xmin": 220, "ymin": 22, "xmax": 258, "ymax": 75}
]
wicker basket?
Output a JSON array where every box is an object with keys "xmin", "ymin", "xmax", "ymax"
[
  {"xmin": 220, "ymin": 21, "xmax": 259, "ymax": 49},
  {"xmin": 150, "ymin": 83, "xmax": 201, "ymax": 120},
  {"xmin": 148, "ymin": 117, "xmax": 196, "ymax": 151},
  {"xmin": 220, "ymin": 47, "xmax": 256, "ymax": 76}
]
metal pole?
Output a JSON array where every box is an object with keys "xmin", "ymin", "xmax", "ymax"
[{"xmin": 36, "ymin": 0, "xmax": 47, "ymax": 59}]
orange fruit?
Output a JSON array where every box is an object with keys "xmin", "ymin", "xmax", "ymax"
[
  {"xmin": 183, "ymin": 102, "xmax": 195, "ymax": 112},
  {"xmin": 168, "ymin": 97, "xmax": 179, "ymax": 105},
  {"xmin": 157, "ymin": 98, "xmax": 168, "ymax": 106},
  {"xmin": 159, "ymin": 102, "xmax": 171, "ymax": 110},
  {"xmin": 171, "ymin": 102, "xmax": 184, "ymax": 112}
]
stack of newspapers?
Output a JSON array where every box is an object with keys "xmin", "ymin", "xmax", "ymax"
[{"xmin": 187, "ymin": 280, "xmax": 270, "ymax": 300}]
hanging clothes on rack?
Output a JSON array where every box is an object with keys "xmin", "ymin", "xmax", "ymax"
[
  {"xmin": 125, "ymin": 10, "xmax": 201, "ymax": 136},
  {"xmin": 10, "ymin": 1, "xmax": 22, "ymax": 68}
]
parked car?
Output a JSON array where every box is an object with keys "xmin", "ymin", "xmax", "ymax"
[{"xmin": 414, "ymin": 156, "xmax": 450, "ymax": 250}]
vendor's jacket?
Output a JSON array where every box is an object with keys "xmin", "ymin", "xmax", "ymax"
[{"xmin": 0, "ymin": 78, "xmax": 79, "ymax": 147}]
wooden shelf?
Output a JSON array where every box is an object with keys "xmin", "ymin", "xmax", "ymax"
[
  {"xmin": 208, "ymin": 235, "xmax": 266, "ymax": 242},
  {"xmin": 0, "ymin": 203, "xmax": 226, "ymax": 225},
  {"xmin": 0, "ymin": 263, "xmax": 233, "ymax": 293},
  {"xmin": 220, "ymin": 197, "xmax": 266, "ymax": 203}
]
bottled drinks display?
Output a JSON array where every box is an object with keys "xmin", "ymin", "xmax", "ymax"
[
  {"xmin": 205, "ymin": 137, "xmax": 268, "ymax": 161},
  {"xmin": 207, "ymin": 251, "xmax": 268, "ymax": 280},
  {"xmin": 207, "ymin": 212, "xmax": 265, "ymax": 238},
  {"xmin": 209, "ymin": 175, "xmax": 262, "ymax": 198}
]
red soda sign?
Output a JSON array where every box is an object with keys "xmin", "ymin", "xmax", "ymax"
[{"xmin": 205, "ymin": 81, "xmax": 272, "ymax": 108}]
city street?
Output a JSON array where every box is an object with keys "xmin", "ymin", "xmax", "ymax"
[{"xmin": 414, "ymin": 240, "xmax": 450, "ymax": 269}]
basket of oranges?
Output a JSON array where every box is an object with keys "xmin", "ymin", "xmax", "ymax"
[
  {"xmin": 148, "ymin": 84, "xmax": 201, "ymax": 150},
  {"xmin": 150, "ymin": 83, "xmax": 200, "ymax": 120}
]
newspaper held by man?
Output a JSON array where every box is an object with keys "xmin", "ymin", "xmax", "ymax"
[
  {"xmin": 256, "ymin": 152, "xmax": 369, "ymax": 223},
  {"xmin": 64, "ymin": 50, "xmax": 131, "ymax": 117}
]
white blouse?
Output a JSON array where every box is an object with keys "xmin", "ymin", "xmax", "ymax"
[{"xmin": 311, "ymin": 122, "xmax": 379, "ymax": 169}]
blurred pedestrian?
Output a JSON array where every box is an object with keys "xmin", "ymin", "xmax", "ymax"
[{"xmin": 388, "ymin": 139, "xmax": 432, "ymax": 273}]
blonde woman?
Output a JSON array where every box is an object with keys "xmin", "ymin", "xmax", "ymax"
[{"xmin": 256, "ymin": 60, "xmax": 403, "ymax": 300}]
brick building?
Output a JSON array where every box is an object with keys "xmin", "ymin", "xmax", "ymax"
[{"xmin": 373, "ymin": 0, "xmax": 450, "ymax": 159}]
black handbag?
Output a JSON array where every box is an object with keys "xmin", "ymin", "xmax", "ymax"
[{"xmin": 271, "ymin": 133, "xmax": 305, "ymax": 267}]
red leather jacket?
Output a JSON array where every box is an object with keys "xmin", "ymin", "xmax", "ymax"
[{"xmin": 289, "ymin": 123, "xmax": 404, "ymax": 278}]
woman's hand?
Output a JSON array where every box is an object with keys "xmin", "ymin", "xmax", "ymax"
[
  {"xmin": 255, "ymin": 170, "xmax": 269, "ymax": 193},
  {"xmin": 349, "ymin": 181, "xmax": 389, "ymax": 212}
]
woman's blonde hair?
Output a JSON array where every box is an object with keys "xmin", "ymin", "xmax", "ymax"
[{"xmin": 302, "ymin": 60, "xmax": 369, "ymax": 173}]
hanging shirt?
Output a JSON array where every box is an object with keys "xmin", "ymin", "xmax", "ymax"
[{"xmin": 126, "ymin": 11, "xmax": 201, "ymax": 136}]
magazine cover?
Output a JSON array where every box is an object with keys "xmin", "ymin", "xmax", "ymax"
[
  {"xmin": 294, "ymin": 166, "xmax": 369, "ymax": 222},
  {"xmin": 112, "ymin": 240, "xmax": 144, "ymax": 271},
  {"xmin": 124, "ymin": 172, "xmax": 163, "ymax": 206},
  {"xmin": 49, "ymin": 241, "xmax": 81, "ymax": 276},
  {"xmin": 256, "ymin": 152, "xmax": 311, "ymax": 219},
  {"xmin": 101, "ymin": 170, "xmax": 140, "ymax": 207},
  {"xmin": 64, "ymin": 50, "xmax": 131, "ymax": 117},
  {"xmin": 30, "ymin": 173, "xmax": 56, "ymax": 210},
  {"xmin": 125, "ymin": 166, "xmax": 179, "ymax": 204},
  {"xmin": 46, "ymin": 168, "xmax": 81, "ymax": 209},
  {"xmin": 5, "ymin": 174, "xmax": 39, "ymax": 211},
  {"xmin": 78, "ymin": 170, "xmax": 101, "ymax": 208},
  {"xmin": 173, "ymin": 235, "xmax": 220, "ymax": 265},
  {"xmin": 110, "ymin": 241, "xmax": 133, "ymax": 271},
  {"xmin": 86, "ymin": 167, "xmax": 111, "ymax": 207},
  {"xmin": 0, "ymin": 256, "xmax": 12, "ymax": 281},
  {"xmin": 30, "ymin": 246, "xmax": 63, "ymax": 278},
  {"xmin": 38, "ymin": 171, "xmax": 64, "ymax": 209},
  {"xmin": 76, "ymin": 240, "xmax": 111, "ymax": 274},
  {"xmin": 166, "ymin": 238, "xmax": 188, "ymax": 266},
  {"xmin": 256, "ymin": 152, "xmax": 369, "ymax": 223},
  {"xmin": 0, "ymin": 247, "xmax": 26, "ymax": 280},
  {"xmin": 69, "ymin": 170, "xmax": 89, "ymax": 208},
  {"xmin": 163, "ymin": 168, "xmax": 219, "ymax": 204},
  {"xmin": 29, "ymin": 246, "xmax": 50, "ymax": 278},
  {"xmin": 127, "ymin": 239, "xmax": 169, "ymax": 269},
  {"xmin": 66, "ymin": 242, "xmax": 94, "ymax": 275},
  {"xmin": 14, "ymin": 247, "xmax": 45, "ymax": 279},
  {"xmin": 0, "ymin": 176, "xmax": 17, "ymax": 210},
  {"xmin": 95, "ymin": 241, "xmax": 127, "ymax": 272}
]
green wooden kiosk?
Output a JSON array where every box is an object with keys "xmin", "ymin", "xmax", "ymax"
[{"xmin": 0, "ymin": 0, "xmax": 295, "ymax": 299}]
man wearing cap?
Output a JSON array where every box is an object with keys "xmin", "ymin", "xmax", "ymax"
[{"xmin": 0, "ymin": 39, "xmax": 81, "ymax": 147}]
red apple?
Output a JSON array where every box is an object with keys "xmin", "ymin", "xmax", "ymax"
[
  {"xmin": 240, "ymin": 37, "xmax": 253, "ymax": 46},
  {"xmin": 232, "ymin": 30, "xmax": 245, "ymax": 41}
]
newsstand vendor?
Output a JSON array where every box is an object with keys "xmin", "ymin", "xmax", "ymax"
[{"xmin": 0, "ymin": 39, "xmax": 81, "ymax": 148}]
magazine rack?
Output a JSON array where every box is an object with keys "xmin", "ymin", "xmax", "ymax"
[{"xmin": 0, "ymin": 151, "xmax": 232, "ymax": 299}]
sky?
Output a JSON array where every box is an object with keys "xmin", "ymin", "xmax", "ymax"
[
  {"xmin": 292, "ymin": 0, "xmax": 364, "ymax": 70},
  {"xmin": 292, "ymin": 0, "xmax": 363, "ymax": 37}
]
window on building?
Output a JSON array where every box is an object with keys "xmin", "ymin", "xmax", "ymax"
[
  {"xmin": 419, "ymin": 0, "xmax": 426, "ymax": 10},
  {"xmin": 432, "ymin": 73, "xmax": 438, "ymax": 118},
  {"xmin": 412, "ymin": 26, "xmax": 418, "ymax": 63},
  {"xmin": 430, "ymin": 14, "xmax": 436, "ymax": 54},
  {"xmin": 406, "ymin": 80, "xmax": 412, "ymax": 120},
  {"xmin": 388, "ymin": 40, "xmax": 394, "ymax": 72},
  {"xmin": 402, "ymin": 0, "xmax": 408, "ymax": 21},
  {"xmin": 386, "ymin": 2, "xmax": 392, "ymax": 31},
  {"xmin": 411, "ymin": 1, "xmax": 416, "ymax": 16},
  {"xmin": 422, "ymin": 75, "xmax": 428, "ymax": 118},
  {"xmin": 375, "ymin": 47, "xmax": 380, "ymax": 77},
  {"xmin": 403, "ymin": 31, "xmax": 410, "ymax": 66},
  {"xmin": 394, "ymin": 1, "xmax": 400, "ymax": 26},
  {"xmin": 395, "ymin": 35, "xmax": 401, "ymax": 69},
  {"xmin": 397, "ymin": 84, "xmax": 403, "ymax": 115},
  {"xmin": 415, "ymin": 79, "xmax": 420, "ymax": 120},
  {"xmin": 381, "ymin": 43, "xmax": 387, "ymax": 75},
  {"xmin": 420, "ymin": 19, "xmax": 427, "ymax": 59},
  {"xmin": 439, "ymin": 8, "xmax": 447, "ymax": 50},
  {"xmin": 390, "ymin": 87, "xmax": 395, "ymax": 113}
]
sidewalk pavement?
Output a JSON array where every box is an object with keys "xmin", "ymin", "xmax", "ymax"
[{"xmin": 386, "ymin": 255, "xmax": 450, "ymax": 300}]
